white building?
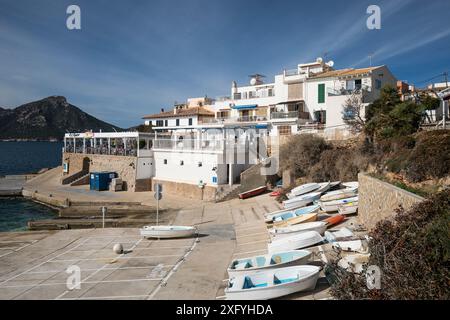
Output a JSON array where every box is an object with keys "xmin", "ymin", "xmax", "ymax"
[{"xmin": 209, "ymin": 58, "xmax": 397, "ymax": 139}]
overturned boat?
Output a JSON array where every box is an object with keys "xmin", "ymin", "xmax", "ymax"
[
  {"xmin": 270, "ymin": 221, "xmax": 328, "ymax": 239},
  {"xmin": 140, "ymin": 225, "xmax": 197, "ymax": 239},
  {"xmin": 283, "ymin": 192, "xmax": 321, "ymax": 210},
  {"xmin": 268, "ymin": 231, "xmax": 323, "ymax": 253}
]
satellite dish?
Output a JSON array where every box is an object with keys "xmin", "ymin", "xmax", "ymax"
[
  {"xmin": 327, "ymin": 60, "xmax": 334, "ymax": 67},
  {"xmin": 250, "ymin": 78, "xmax": 257, "ymax": 86},
  {"xmin": 316, "ymin": 57, "xmax": 323, "ymax": 63}
]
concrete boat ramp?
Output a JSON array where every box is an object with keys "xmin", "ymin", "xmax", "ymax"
[{"xmin": 0, "ymin": 191, "xmax": 347, "ymax": 300}]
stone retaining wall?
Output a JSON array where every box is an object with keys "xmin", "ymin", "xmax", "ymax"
[
  {"xmin": 358, "ymin": 173, "xmax": 425, "ymax": 230},
  {"xmin": 152, "ymin": 179, "xmax": 217, "ymax": 201},
  {"xmin": 62, "ymin": 153, "xmax": 137, "ymax": 191}
]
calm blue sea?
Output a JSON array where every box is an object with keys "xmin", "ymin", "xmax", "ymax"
[
  {"xmin": 0, "ymin": 141, "xmax": 61, "ymax": 232},
  {"xmin": 0, "ymin": 141, "xmax": 63, "ymax": 176}
]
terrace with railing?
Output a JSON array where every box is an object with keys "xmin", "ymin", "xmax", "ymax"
[{"xmin": 152, "ymin": 138, "xmax": 225, "ymax": 152}]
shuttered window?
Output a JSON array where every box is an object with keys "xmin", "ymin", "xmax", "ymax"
[{"xmin": 318, "ymin": 83, "xmax": 325, "ymax": 103}]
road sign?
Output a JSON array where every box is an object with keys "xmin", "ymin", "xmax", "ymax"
[
  {"xmin": 154, "ymin": 192, "xmax": 162, "ymax": 201},
  {"xmin": 154, "ymin": 183, "xmax": 162, "ymax": 193}
]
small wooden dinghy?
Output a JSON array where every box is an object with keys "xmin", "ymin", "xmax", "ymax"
[
  {"xmin": 270, "ymin": 221, "xmax": 328, "ymax": 239},
  {"xmin": 323, "ymin": 214, "xmax": 345, "ymax": 227},
  {"xmin": 140, "ymin": 225, "xmax": 196, "ymax": 239},
  {"xmin": 273, "ymin": 212, "xmax": 318, "ymax": 228},
  {"xmin": 287, "ymin": 182, "xmax": 331, "ymax": 199},
  {"xmin": 238, "ymin": 185, "xmax": 267, "ymax": 199},
  {"xmin": 268, "ymin": 231, "xmax": 323, "ymax": 253},
  {"xmin": 227, "ymin": 250, "xmax": 311, "ymax": 277},
  {"xmin": 318, "ymin": 196, "xmax": 359, "ymax": 212},
  {"xmin": 320, "ymin": 189, "xmax": 357, "ymax": 202},
  {"xmin": 225, "ymin": 265, "xmax": 320, "ymax": 300},
  {"xmin": 283, "ymin": 192, "xmax": 321, "ymax": 210},
  {"xmin": 338, "ymin": 201, "xmax": 358, "ymax": 215},
  {"xmin": 269, "ymin": 204, "xmax": 319, "ymax": 224}
]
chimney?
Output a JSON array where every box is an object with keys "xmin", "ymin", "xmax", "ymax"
[
  {"xmin": 161, "ymin": 108, "xmax": 164, "ymax": 112},
  {"xmin": 174, "ymin": 108, "xmax": 177, "ymax": 114}
]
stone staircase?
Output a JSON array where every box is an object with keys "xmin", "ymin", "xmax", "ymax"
[
  {"xmin": 215, "ymin": 184, "xmax": 241, "ymax": 202},
  {"xmin": 61, "ymin": 169, "xmax": 88, "ymax": 185},
  {"xmin": 70, "ymin": 172, "xmax": 90, "ymax": 186}
]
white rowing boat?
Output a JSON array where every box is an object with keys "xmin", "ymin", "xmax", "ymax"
[
  {"xmin": 268, "ymin": 204, "xmax": 320, "ymax": 224},
  {"xmin": 227, "ymin": 250, "xmax": 311, "ymax": 277},
  {"xmin": 320, "ymin": 189, "xmax": 357, "ymax": 202},
  {"xmin": 289, "ymin": 183, "xmax": 320, "ymax": 197},
  {"xmin": 287, "ymin": 181, "xmax": 330, "ymax": 199},
  {"xmin": 318, "ymin": 196, "xmax": 359, "ymax": 212},
  {"xmin": 324, "ymin": 227, "xmax": 354, "ymax": 242},
  {"xmin": 270, "ymin": 221, "xmax": 328, "ymax": 239},
  {"xmin": 268, "ymin": 231, "xmax": 323, "ymax": 253},
  {"xmin": 338, "ymin": 201, "xmax": 358, "ymax": 215},
  {"xmin": 283, "ymin": 192, "xmax": 321, "ymax": 210},
  {"xmin": 225, "ymin": 265, "xmax": 320, "ymax": 300},
  {"xmin": 139, "ymin": 225, "xmax": 196, "ymax": 239},
  {"xmin": 272, "ymin": 212, "xmax": 318, "ymax": 228}
]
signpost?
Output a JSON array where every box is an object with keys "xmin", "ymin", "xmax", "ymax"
[
  {"xmin": 154, "ymin": 184, "xmax": 162, "ymax": 225},
  {"xmin": 101, "ymin": 206, "xmax": 107, "ymax": 229}
]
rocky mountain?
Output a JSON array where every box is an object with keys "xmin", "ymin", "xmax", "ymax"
[{"xmin": 0, "ymin": 96, "xmax": 123, "ymax": 140}]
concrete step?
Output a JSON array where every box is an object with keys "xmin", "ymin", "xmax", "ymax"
[{"xmin": 28, "ymin": 217, "xmax": 170, "ymax": 230}]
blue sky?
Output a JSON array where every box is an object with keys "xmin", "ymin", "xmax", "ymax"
[{"xmin": 1, "ymin": 0, "xmax": 449, "ymax": 128}]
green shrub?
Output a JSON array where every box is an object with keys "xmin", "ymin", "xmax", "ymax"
[
  {"xmin": 279, "ymin": 134, "xmax": 330, "ymax": 178},
  {"xmin": 328, "ymin": 190, "xmax": 450, "ymax": 299}
]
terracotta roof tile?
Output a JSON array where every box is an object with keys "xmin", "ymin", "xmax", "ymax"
[{"xmin": 310, "ymin": 66, "xmax": 382, "ymax": 79}]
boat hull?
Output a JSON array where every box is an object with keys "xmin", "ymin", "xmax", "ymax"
[
  {"xmin": 239, "ymin": 186, "xmax": 267, "ymax": 199},
  {"xmin": 283, "ymin": 192, "xmax": 321, "ymax": 210},
  {"xmin": 225, "ymin": 266, "xmax": 320, "ymax": 300},
  {"xmin": 140, "ymin": 225, "xmax": 196, "ymax": 238},
  {"xmin": 227, "ymin": 250, "xmax": 311, "ymax": 277},
  {"xmin": 319, "ymin": 196, "xmax": 358, "ymax": 212},
  {"xmin": 270, "ymin": 221, "xmax": 327, "ymax": 239},
  {"xmin": 268, "ymin": 231, "xmax": 323, "ymax": 253},
  {"xmin": 273, "ymin": 212, "xmax": 318, "ymax": 228}
]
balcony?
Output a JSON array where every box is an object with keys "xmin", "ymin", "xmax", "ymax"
[
  {"xmin": 153, "ymin": 138, "xmax": 224, "ymax": 151},
  {"xmin": 270, "ymin": 111, "xmax": 310, "ymax": 120},
  {"xmin": 327, "ymin": 86, "xmax": 371, "ymax": 96}
]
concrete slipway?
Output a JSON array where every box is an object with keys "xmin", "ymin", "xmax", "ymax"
[
  {"xmin": 0, "ymin": 168, "xmax": 341, "ymax": 300},
  {"xmin": 0, "ymin": 192, "xmax": 342, "ymax": 300}
]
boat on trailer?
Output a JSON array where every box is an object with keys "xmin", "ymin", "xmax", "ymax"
[
  {"xmin": 268, "ymin": 231, "xmax": 323, "ymax": 253},
  {"xmin": 225, "ymin": 265, "xmax": 321, "ymax": 300},
  {"xmin": 238, "ymin": 185, "xmax": 267, "ymax": 199},
  {"xmin": 270, "ymin": 221, "xmax": 328, "ymax": 239},
  {"xmin": 140, "ymin": 225, "xmax": 197, "ymax": 239},
  {"xmin": 227, "ymin": 250, "xmax": 311, "ymax": 277}
]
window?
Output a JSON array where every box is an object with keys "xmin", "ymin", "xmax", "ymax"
[
  {"xmin": 163, "ymin": 159, "xmax": 167, "ymax": 164},
  {"xmin": 355, "ymin": 79, "xmax": 362, "ymax": 90},
  {"xmin": 156, "ymin": 120, "xmax": 163, "ymax": 127},
  {"xmin": 188, "ymin": 118, "xmax": 193, "ymax": 126},
  {"xmin": 164, "ymin": 120, "xmax": 168, "ymax": 127},
  {"xmin": 318, "ymin": 84, "xmax": 325, "ymax": 103},
  {"xmin": 375, "ymin": 79, "xmax": 382, "ymax": 89},
  {"xmin": 233, "ymin": 93, "xmax": 241, "ymax": 100},
  {"xmin": 278, "ymin": 125, "xmax": 292, "ymax": 136},
  {"xmin": 268, "ymin": 88, "xmax": 274, "ymax": 97},
  {"xmin": 176, "ymin": 119, "xmax": 180, "ymax": 126}
]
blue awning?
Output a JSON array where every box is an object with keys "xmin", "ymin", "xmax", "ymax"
[
  {"xmin": 255, "ymin": 124, "xmax": 268, "ymax": 129},
  {"xmin": 232, "ymin": 104, "xmax": 257, "ymax": 110}
]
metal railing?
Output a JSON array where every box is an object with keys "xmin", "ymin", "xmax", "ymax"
[
  {"xmin": 327, "ymin": 86, "xmax": 371, "ymax": 96},
  {"xmin": 153, "ymin": 139, "xmax": 224, "ymax": 151}
]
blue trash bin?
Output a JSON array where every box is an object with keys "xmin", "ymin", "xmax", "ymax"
[{"xmin": 90, "ymin": 172, "xmax": 116, "ymax": 191}]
